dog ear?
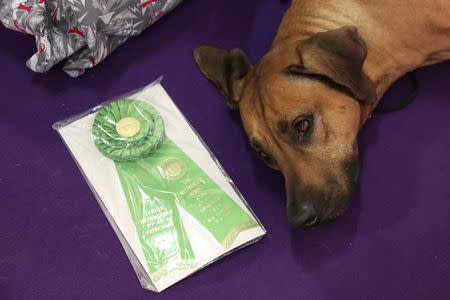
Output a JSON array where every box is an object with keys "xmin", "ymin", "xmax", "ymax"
[
  {"xmin": 290, "ymin": 26, "xmax": 377, "ymax": 105},
  {"xmin": 193, "ymin": 46, "xmax": 252, "ymax": 110}
]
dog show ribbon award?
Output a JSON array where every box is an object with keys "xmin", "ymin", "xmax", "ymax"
[{"xmin": 54, "ymin": 81, "xmax": 265, "ymax": 292}]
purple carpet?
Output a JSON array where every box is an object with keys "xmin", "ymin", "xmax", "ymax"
[{"xmin": 1, "ymin": 0, "xmax": 449, "ymax": 299}]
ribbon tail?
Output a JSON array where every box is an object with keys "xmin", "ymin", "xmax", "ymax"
[
  {"xmin": 138, "ymin": 139, "xmax": 259, "ymax": 249},
  {"xmin": 115, "ymin": 161, "xmax": 196, "ymax": 282}
]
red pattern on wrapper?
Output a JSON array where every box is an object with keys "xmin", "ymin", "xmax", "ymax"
[
  {"xmin": 68, "ymin": 27, "xmax": 85, "ymax": 38},
  {"xmin": 13, "ymin": 19, "xmax": 26, "ymax": 33},
  {"xmin": 17, "ymin": 4, "xmax": 32, "ymax": 13},
  {"xmin": 149, "ymin": 11, "xmax": 164, "ymax": 25},
  {"xmin": 51, "ymin": 7, "xmax": 58, "ymax": 19},
  {"xmin": 138, "ymin": 0, "xmax": 159, "ymax": 8}
]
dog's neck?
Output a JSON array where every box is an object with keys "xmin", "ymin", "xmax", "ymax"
[{"xmin": 272, "ymin": 0, "xmax": 450, "ymax": 127}]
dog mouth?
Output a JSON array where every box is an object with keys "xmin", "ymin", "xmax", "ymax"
[
  {"xmin": 287, "ymin": 185, "xmax": 352, "ymax": 229},
  {"xmin": 286, "ymin": 151, "xmax": 360, "ymax": 229},
  {"xmin": 287, "ymin": 189, "xmax": 354, "ymax": 229}
]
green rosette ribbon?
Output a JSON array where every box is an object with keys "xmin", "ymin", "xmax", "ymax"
[
  {"xmin": 92, "ymin": 99, "xmax": 258, "ymax": 282},
  {"xmin": 92, "ymin": 99, "xmax": 165, "ymax": 162}
]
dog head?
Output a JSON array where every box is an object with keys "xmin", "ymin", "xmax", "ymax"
[{"xmin": 194, "ymin": 26, "xmax": 377, "ymax": 228}]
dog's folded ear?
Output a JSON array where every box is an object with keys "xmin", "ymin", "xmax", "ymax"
[
  {"xmin": 193, "ymin": 46, "xmax": 252, "ymax": 110},
  {"xmin": 292, "ymin": 26, "xmax": 377, "ymax": 105}
]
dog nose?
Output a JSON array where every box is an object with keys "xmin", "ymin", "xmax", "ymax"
[{"xmin": 287, "ymin": 201, "xmax": 319, "ymax": 229}]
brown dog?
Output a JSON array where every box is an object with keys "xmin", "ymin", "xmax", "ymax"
[{"xmin": 193, "ymin": 0, "xmax": 450, "ymax": 228}]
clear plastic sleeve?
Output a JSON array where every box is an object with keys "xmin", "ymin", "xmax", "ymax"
[{"xmin": 52, "ymin": 78, "xmax": 266, "ymax": 292}]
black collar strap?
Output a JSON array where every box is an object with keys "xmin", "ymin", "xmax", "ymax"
[{"xmin": 371, "ymin": 72, "xmax": 418, "ymax": 116}]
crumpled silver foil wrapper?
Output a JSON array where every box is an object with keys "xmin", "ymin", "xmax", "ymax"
[{"xmin": 0, "ymin": 0, "xmax": 182, "ymax": 77}]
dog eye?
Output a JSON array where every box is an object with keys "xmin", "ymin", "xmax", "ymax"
[
  {"xmin": 294, "ymin": 119, "xmax": 310, "ymax": 136},
  {"xmin": 258, "ymin": 150, "xmax": 270, "ymax": 161},
  {"xmin": 250, "ymin": 139, "xmax": 277, "ymax": 166},
  {"xmin": 285, "ymin": 65, "xmax": 305, "ymax": 76},
  {"xmin": 257, "ymin": 150, "xmax": 275, "ymax": 166}
]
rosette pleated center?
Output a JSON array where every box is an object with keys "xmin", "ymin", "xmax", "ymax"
[{"xmin": 92, "ymin": 99, "xmax": 165, "ymax": 162}]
